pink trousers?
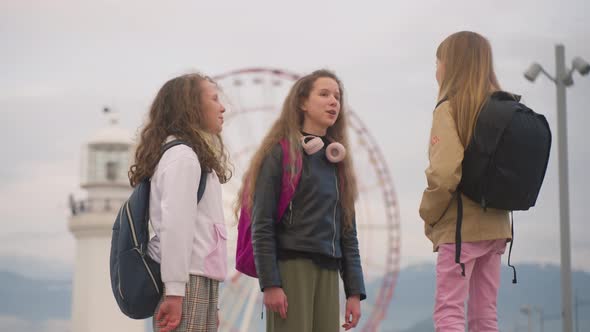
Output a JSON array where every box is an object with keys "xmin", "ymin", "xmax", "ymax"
[{"xmin": 434, "ymin": 239, "xmax": 507, "ymax": 332}]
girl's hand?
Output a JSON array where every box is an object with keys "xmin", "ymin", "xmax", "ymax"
[
  {"xmin": 263, "ymin": 287, "xmax": 288, "ymax": 319},
  {"xmin": 342, "ymin": 295, "xmax": 361, "ymax": 330},
  {"xmin": 156, "ymin": 295, "xmax": 183, "ymax": 332}
]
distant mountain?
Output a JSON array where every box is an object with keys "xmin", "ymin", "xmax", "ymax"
[
  {"xmin": 0, "ymin": 256, "xmax": 72, "ymax": 280},
  {"xmin": 1, "ymin": 262, "xmax": 589, "ymax": 332},
  {"xmin": 399, "ymin": 318, "xmax": 434, "ymax": 332},
  {"xmin": 0, "ymin": 270, "xmax": 70, "ymax": 322}
]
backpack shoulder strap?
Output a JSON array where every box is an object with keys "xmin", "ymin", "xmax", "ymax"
[
  {"xmin": 161, "ymin": 139, "xmax": 188, "ymax": 156},
  {"xmin": 161, "ymin": 139, "xmax": 208, "ymax": 204},
  {"xmin": 435, "ymin": 97, "xmax": 448, "ymax": 109},
  {"xmin": 197, "ymin": 171, "xmax": 207, "ymax": 203},
  {"xmin": 276, "ymin": 139, "xmax": 303, "ymax": 221}
]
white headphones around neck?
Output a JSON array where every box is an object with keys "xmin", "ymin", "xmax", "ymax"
[{"xmin": 300, "ymin": 135, "xmax": 346, "ymax": 163}]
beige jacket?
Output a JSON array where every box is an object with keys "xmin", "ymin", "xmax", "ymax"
[{"xmin": 419, "ymin": 101, "xmax": 511, "ymax": 251}]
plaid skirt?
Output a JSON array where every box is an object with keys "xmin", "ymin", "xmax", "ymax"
[{"xmin": 153, "ymin": 275, "xmax": 219, "ymax": 332}]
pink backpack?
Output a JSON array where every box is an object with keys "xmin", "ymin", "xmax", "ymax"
[{"xmin": 235, "ymin": 140, "xmax": 302, "ymax": 277}]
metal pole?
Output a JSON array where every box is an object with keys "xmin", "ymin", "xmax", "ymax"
[
  {"xmin": 522, "ymin": 305, "xmax": 533, "ymax": 332},
  {"xmin": 574, "ymin": 294, "xmax": 580, "ymax": 332},
  {"xmin": 555, "ymin": 44, "xmax": 574, "ymax": 332}
]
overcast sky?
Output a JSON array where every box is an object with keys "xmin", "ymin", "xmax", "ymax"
[{"xmin": 1, "ymin": 0, "xmax": 589, "ymax": 285}]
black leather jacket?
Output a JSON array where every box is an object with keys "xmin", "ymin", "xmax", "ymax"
[{"xmin": 251, "ymin": 143, "xmax": 366, "ymax": 300}]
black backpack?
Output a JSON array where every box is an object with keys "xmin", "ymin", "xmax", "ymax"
[
  {"xmin": 439, "ymin": 91, "xmax": 552, "ymax": 283},
  {"xmin": 109, "ymin": 140, "xmax": 208, "ymax": 319}
]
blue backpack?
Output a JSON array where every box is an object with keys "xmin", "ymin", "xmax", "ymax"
[{"xmin": 109, "ymin": 140, "xmax": 208, "ymax": 319}]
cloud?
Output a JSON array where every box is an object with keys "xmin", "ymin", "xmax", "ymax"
[
  {"xmin": 0, "ymin": 159, "xmax": 78, "ymax": 264},
  {"xmin": 0, "ymin": 0, "xmax": 589, "ymax": 279}
]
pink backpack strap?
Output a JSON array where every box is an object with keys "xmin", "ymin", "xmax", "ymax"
[
  {"xmin": 276, "ymin": 139, "xmax": 302, "ymax": 221},
  {"xmin": 235, "ymin": 140, "xmax": 302, "ymax": 278}
]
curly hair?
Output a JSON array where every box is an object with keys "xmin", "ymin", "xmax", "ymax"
[{"xmin": 129, "ymin": 73, "xmax": 232, "ymax": 186}]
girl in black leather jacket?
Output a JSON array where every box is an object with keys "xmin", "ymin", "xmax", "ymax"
[{"xmin": 235, "ymin": 69, "xmax": 366, "ymax": 332}]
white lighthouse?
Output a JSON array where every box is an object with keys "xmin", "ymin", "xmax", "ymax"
[{"xmin": 68, "ymin": 108, "xmax": 145, "ymax": 332}]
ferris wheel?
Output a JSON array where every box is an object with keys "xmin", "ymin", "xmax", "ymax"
[{"xmin": 213, "ymin": 68, "xmax": 401, "ymax": 332}]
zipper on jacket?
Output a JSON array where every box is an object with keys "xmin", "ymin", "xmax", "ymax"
[
  {"xmin": 288, "ymin": 202, "xmax": 294, "ymax": 225},
  {"xmin": 332, "ymin": 170, "xmax": 339, "ymax": 256}
]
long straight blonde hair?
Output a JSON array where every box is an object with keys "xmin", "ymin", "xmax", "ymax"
[
  {"xmin": 437, "ymin": 31, "xmax": 501, "ymax": 147},
  {"xmin": 234, "ymin": 69, "xmax": 358, "ymax": 230}
]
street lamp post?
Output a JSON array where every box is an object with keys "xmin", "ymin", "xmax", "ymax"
[
  {"xmin": 575, "ymin": 293, "xmax": 590, "ymax": 332},
  {"xmin": 521, "ymin": 305, "xmax": 533, "ymax": 332},
  {"xmin": 524, "ymin": 45, "xmax": 590, "ymax": 332},
  {"xmin": 534, "ymin": 306, "xmax": 545, "ymax": 332}
]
